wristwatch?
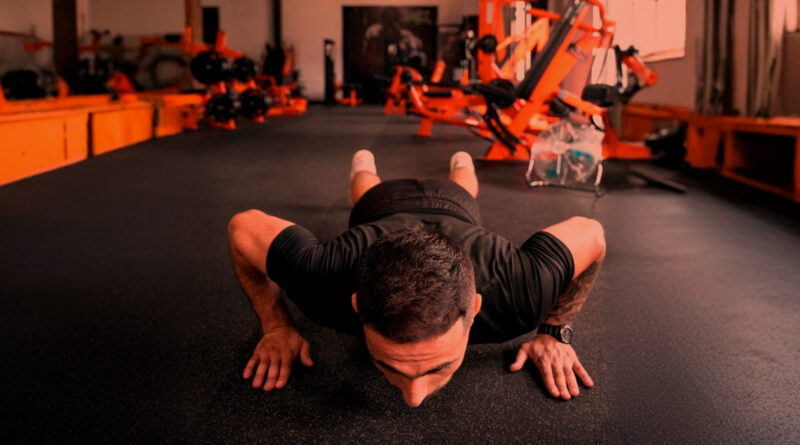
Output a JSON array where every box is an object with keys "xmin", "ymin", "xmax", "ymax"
[{"xmin": 538, "ymin": 324, "xmax": 573, "ymax": 344}]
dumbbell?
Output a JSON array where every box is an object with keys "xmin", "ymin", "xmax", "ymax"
[
  {"xmin": 190, "ymin": 51, "xmax": 228, "ymax": 85},
  {"xmin": 205, "ymin": 93, "xmax": 238, "ymax": 122},
  {"xmin": 476, "ymin": 35, "xmax": 498, "ymax": 54},
  {"xmin": 229, "ymin": 57, "xmax": 257, "ymax": 83},
  {"xmin": 238, "ymin": 88, "xmax": 271, "ymax": 120}
]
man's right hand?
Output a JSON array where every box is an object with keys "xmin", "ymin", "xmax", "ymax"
[{"xmin": 243, "ymin": 326, "xmax": 313, "ymax": 391}]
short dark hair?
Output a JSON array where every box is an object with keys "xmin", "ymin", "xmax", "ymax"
[{"xmin": 355, "ymin": 229, "xmax": 475, "ymax": 343}]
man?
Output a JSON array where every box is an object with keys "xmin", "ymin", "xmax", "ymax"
[
  {"xmin": 362, "ymin": 7, "xmax": 428, "ymax": 75},
  {"xmin": 228, "ymin": 150, "xmax": 605, "ymax": 407}
]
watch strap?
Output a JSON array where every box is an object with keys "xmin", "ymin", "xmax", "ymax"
[
  {"xmin": 538, "ymin": 323, "xmax": 572, "ymax": 344},
  {"xmin": 538, "ymin": 323, "xmax": 561, "ymax": 340}
]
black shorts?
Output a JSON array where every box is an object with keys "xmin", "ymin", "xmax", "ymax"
[{"xmin": 348, "ymin": 179, "xmax": 482, "ymax": 228}]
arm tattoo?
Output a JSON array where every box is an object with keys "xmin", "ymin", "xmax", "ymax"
[{"xmin": 545, "ymin": 259, "xmax": 603, "ymax": 326}]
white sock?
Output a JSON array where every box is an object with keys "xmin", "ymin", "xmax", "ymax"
[
  {"xmin": 450, "ymin": 151, "xmax": 474, "ymax": 173},
  {"xmin": 350, "ymin": 149, "xmax": 377, "ymax": 180}
]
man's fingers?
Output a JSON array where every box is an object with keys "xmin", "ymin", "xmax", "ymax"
[
  {"xmin": 263, "ymin": 360, "xmax": 280, "ymax": 391},
  {"xmin": 243, "ymin": 355, "xmax": 258, "ymax": 379},
  {"xmin": 275, "ymin": 358, "xmax": 292, "ymax": 389},
  {"xmin": 553, "ymin": 365, "xmax": 570, "ymax": 400},
  {"xmin": 574, "ymin": 360, "xmax": 594, "ymax": 387},
  {"xmin": 509, "ymin": 347, "xmax": 529, "ymax": 372},
  {"xmin": 300, "ymin": 340, "xmax": 314, "ymax": 367},
  {"xmin": 537, "ymin": 361, "xmax": 560, "ymax": 398},
  {"xmin": 252, "ymin": 360, "xmax": 268, "ymax": 388},
  {"xmin": 565, "ymin": 366, "xmax": 580, "ymax": 397}
]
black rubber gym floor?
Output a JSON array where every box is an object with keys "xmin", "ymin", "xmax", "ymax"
[{"xmin": 2, "ymin": 106, "xmax": 799, "ymax": 444}]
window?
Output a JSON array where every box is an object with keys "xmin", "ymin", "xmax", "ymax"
[
  {"xmin": 792, "ymin": 0, "xmax": 799, "ymax": 32},
  {"xmin": 596, "ymin": 0, "xmax": 686, "ymax": 62}
]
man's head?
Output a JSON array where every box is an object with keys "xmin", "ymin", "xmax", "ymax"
[{"xmin": 352, "ymin": 229, "xmax": 481, "ymax": 407}]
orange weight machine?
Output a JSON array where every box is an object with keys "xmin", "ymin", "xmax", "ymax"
[
  {"xmin": 252, "ymin": 74, "xmax": 308, "ymax": 116},
  {"xmin": 96, "ymin": 27, "xmax": 253, "ymax": 132},
  {"xmin": 386, "ymin": 0, "xmax": 658, "ymax": 162},
  {"xmin": 107, "ymin": 26, "xmax": 296, "ymax": 129},
  {"xmin": 148, "ymin": 28, "xmax": 307, "ymax": 127},
  {"xmin": 183, "ymin": 28, "xmax": 308, "ymax": 128},
  {"xmin": 474, "ymin": 0, "xmax": 658, "ymax": 160},
  {"xmin": 253, "ymin": 45, "xmax": 307, "ymax": 116},
  {"xmin": 474, "ymin": 0, "xmax": 551, "ymax": 84},
  {"xmin": 181, "ymin": 28, "xmax": 251, "ymax": 130},
  {"xmin": 383, "ymin": 0, "xmax": 552, "ymax": 139},
  {"xmin": 3, "ymin": 28, "xmax": 175, "ymax": 96},
  {"xmin": 126, "ymin": 27, "xmax": 306, "ymax": 127}
]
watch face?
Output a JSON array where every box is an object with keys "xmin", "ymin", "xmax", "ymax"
[{"xmin": 560, "ymin": 326, "xmax": 573, "ymax": 344}]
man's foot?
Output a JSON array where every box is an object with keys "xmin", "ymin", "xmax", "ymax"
[
  {"xmin": 349, "ymin": 150, "xmax": 381, "ymax": 206},
  {"xmin": 450, "ymin": 151, "xmax": 474, "ymax": 174},
  {"xmin": 350, "ymin": 149, "xmax": 378, "ymax": 181},
  {"xmin": 448, "ymin": 151, "xmax": 479, "ymax": 198}
]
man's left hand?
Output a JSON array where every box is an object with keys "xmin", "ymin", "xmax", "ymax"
[{"xmin": 509, "ymin": 333, "xmax": 594, "ymax": 400}]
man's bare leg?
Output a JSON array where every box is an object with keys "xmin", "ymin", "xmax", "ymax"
[
  {"xmin": 349, "ymin": 149, "xmax": 381, "ymax": 205},
  {"xmin": 448, "ymin": 151, "xmax": 478, "ymax": 198}
]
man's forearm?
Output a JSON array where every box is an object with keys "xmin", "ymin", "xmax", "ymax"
[
  {"xmin": 544, "ymin": 258, "xmax": 603, "ymax": 326},
  {"xmin": 229, "ymin": 236, "xmax": 294, "ymax": 333},
  {"xmin": 249, "ymin": 277, "xmax": 293, "ymax": 333},
  {"xmin": 228, "ymin": 210, "xmax": 299, "ymax": 337}
]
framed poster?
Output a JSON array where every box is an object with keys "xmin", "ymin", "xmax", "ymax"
[{"xmin": 343, "ymin": 6, "xmax": 437, "ymax": 103}]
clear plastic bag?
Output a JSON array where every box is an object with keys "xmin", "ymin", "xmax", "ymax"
[{"xmin": 526, "ymin": 120, "xmax": 604, "ymax": 191}]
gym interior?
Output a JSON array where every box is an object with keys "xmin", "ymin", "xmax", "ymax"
[{"xmin": 2, "ymin": 0, "xmax": 799, "ymax": 443}]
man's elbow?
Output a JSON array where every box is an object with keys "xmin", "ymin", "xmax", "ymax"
[
  {"xmin": 569, "ymin": 216, "xmax": 606, "ymax": 261},
  {"xmin": 589, "ymin": 218, "xmax": 606, "ymax": 261},
  {"xmin": 228, "ymin": 209, "xmax": 265, "ymax": 241}
]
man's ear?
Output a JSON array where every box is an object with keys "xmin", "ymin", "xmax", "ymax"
[
  {"xmin": 351, "ymin": 293, "xmax": 359, "ymax": 314},
  {"xmin": 473, "ymin": 293, "xmax": 482, "ymax": 317}
]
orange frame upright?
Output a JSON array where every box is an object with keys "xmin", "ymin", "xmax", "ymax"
[
  {"xmin": 477, "ymin": 0, "xmax": 550, "ymax": 83},
  {"xmin": 384, "ymin": 0, "xmax": 659, "ymax": 162},
  {"xmin": 383, "ymin": 1, "xmax": 552, "ymax": 139},
  {"xmin": 481, "ymin": 0, "xmax": 659, "ymax": 161},
  {"xmin": 483, "ymin": 1, "xmax": 609, "ymax": 160}
]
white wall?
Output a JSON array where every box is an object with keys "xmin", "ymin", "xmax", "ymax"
[
  {"xmin": 283, "ymin": 0, "xmax": 479, "ymax": 101},
  {"xmin": 0, "ymin": 0, "xmax": 53, "ymax": 39},
  {"xmin": 779, "ymin": 32, "xmax": 800, "ymax": 116},
  {"xmin": 0, "ymin": 0, "xmax": 54, "ymax": 71},
  {"xmin": 628, "ymin": 0, "xmax": 704, "ymax": 108},
  {"xmin": 202, "ymin": 0, "xmax": 272, "ymax": 61},
  {"xmin": 3, "ymin": 0, "xmax": 797, "ymax": 113},
  {"xmin": 87, "ymin": 0, "xmax": 271, "ymax": 61},
  {"xmin": 731, "ymin": 0, "xmax": 749, "ymax": 115},
  {"xmin": 0, "ymin": 0, "xmax": 270, "ymax": 79},
  {"xmin": 628, "ymin": 0, "xmax": 793, "ymax": 115},
  {"xmin": 89, "ymin": 0, "xmax": 185, "ymax": 36},
  {"xmin": 545, "ymin": 0, "xmax": 701, "ymax": 108}
]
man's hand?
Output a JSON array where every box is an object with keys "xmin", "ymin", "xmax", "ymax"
[
  {"xmin": 509, "ymin": 333, "xmax": 594, "ymax": 400},
  {"xmin": 243, "ymin": 325, "xmax": 313, "ymax": 391}
]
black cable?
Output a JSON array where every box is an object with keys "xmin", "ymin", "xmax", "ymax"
[
  {"xmin": 593, "ymin": 43, "xmax": 612, "ymax": 84},
  {"xmin": 483, "ymin": 104, "xmax": 524, "ymax": 154},
  {"xmin": 590, "ymin": 114, "xmax": 605, "ymax": 132}
]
